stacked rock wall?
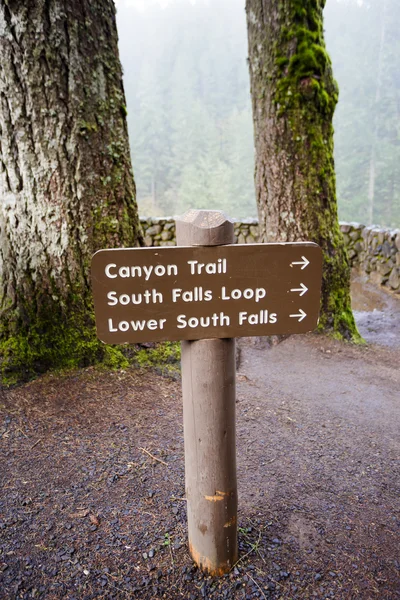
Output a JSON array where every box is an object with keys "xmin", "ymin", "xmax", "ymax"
[
  {"xmin": 340, "ymin": 223, "xmax": 400, "ymax": 291},
  {"xmin": 139, "ymin": 217, "xmax": 400, "ymax": 293}
]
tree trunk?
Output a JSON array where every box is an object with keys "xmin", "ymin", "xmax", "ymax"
[
  {"xmin": 246, "ymin": 0, "xmax": 359, "ymax": 340},
  {"xmin": 0, "ymin": 0, "xmax": 143, "ymax": 382}
]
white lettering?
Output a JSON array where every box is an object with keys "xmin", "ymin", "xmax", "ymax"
[
  {"xmin": 176, "ymin": 312, "xmax": 230, "ymax": 329},
  {"xmin": 108, "ymin": 318, "xmax": 118, "ymax": 332},
  {"xmin": 221, "ymin": 258, "xmax": 227, "ymax": 273},
  {"xmin": 167, "ymin": 264, "xmax": 178, "ymax": 276},
  {"xmin": 107, "ymin": 291, "xmax": 118, "ymax": 306},
  {"xmin": 220, "ymin": 312, "xmax": 230, "ymax": 325},
  {"xmin": 130, "ymin": 319, "xmax": 146, "ymax": 331},
  {"xmin": 133, "ymin": 293, "xmax": 144, "ymax": 305},
  {"xmin": 105, "ymin": 263, "xmax": 117, "ymax": 278},
  {"xmin": 239, "ymin": 311, "xmax": 247, "ymax": 325},
  {"xmin": 130, "ymin": 266, "xmax": 142, "ymax": 278},
  {"xmin": 119, "ymin": 266, "xmax": 130, "ymax": 278},
  {"xmin": 205, "ymin": 263, "xmax": 216, "ymax": 274},
  {"xmin": 172, "ymin": 287, "xmax": 213, "ymax": 302},
  {"xmin": 221, "ymin": 286, "xmax": 267, "ymax": 302},
  {"xmin": 187, "ymin": 259, "xmax": 227, "ymax": 275},
  {"xmin": 154, "ymin": 264, "xmax": 165, "ymax": 276},
  {"xmin": 177, "ymin": 314, "xmax": 187, "ymax": 329},
  {"xmin": 187, "ymin": 260, "xmax": 197, "ymax": 275},
  {"xmin": 142, "ymin": 265, "xmax": 153, "ymax": 280},
  {"xmin": 107, "ymin": 289, "xmax": 163, "ymax": 306},
  {"xmin": 172, "ymin": 288, "xmax": 182, "ymax": 302},
  {"xmin": 105, "ymin": 263, "xmax": 178, "ymax": 281},
  {"xmin": 108, "ymin": 317, "xmax": 167, "ymax": 332},
  {"xmin": 256, "ymin": 288, "xmax": 266, "ymax": 302},
  {"xmin": 243, "ymin": 288, "xmax": 253, "ymax": 299},
  {"xmin": 238, "ymin": 310, "xmax": 278, "ymax": 325},
  {"xmin": 188, "ymin": 316, "xmax": 199, "ymax": 328}
]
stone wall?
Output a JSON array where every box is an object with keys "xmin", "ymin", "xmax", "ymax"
[
  {"xmin": 140, "ymin": 216, "xmax": 260, "ymax": 247},
  {"xmin": 139, "ymin": 217, "xmax": 400, "ymax": 293},
  {"xmin": 340, "ymin": 223, "xmax": 400, "ymax": 292}
]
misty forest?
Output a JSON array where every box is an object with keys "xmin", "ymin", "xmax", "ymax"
[{"xmin": 117, "ymin": 0, "xmax": 400, "ymax": 227}]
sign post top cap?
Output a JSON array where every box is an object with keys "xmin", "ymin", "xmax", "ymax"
[{"xmin": 176, "ymin": 209, "xmax": 234, "ymax": 247}]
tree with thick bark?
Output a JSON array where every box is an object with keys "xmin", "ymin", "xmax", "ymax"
[
  {"xmin": 0, "ymin": 0, "xmax": 143, "ymax": 382},
  {"xmin": 245, "ymin": 0, "xmax": 360, "ymax": 339}
]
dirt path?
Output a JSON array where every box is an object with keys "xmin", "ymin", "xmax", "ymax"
[
  {"xmin": 0, "ymin": 282, "xmax": 399, "ymax": 599},
  {"xmin": 351, "ymin": 274, "xmax": 400, "ymax": 349}
]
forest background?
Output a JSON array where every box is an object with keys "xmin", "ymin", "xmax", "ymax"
[{"xmin": 116, "ymin": 0, "xmax": 399, "ymax": 228}]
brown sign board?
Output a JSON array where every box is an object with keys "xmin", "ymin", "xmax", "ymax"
[{"xmin": 91, "ymin": 243, "xmax": 323, "ymax": 344}]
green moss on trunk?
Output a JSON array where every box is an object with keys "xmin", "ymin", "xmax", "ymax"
[
  {"xmin": 0, "ymin": 282, "xmax": 125, "ymax": 385},
  {"xmin": 246, "ymin": 0, "xmax": 361, "ymax": 341}
]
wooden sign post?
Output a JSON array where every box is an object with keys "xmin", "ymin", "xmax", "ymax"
[
  {"xmin": 176, "ymin": 210, "xmax": 238, "ymax": 575},
  {"xmin": 91, "ymin": 209, "xmax": 323, "ymax": 577}
]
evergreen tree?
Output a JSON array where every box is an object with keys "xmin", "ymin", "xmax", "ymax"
[
  {"xmin": 115, "ymin": 0, "xmax": 399, "ymax": 227},
  {"xmin": 325, "ymin": 0, "xmax": 400, "ymax": 227},
  {"xmin": 116, "ymin": 0, "xmax": 257, "ymax": 218}
]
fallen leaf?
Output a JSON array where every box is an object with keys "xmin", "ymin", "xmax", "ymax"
[
  {"xmin": 236, "ymin": 373, "xmax": 249, "ymax": 382},
  {"xmin": 70, "ymin": 509, "xmax": 90, "ymax": 519},
  {"xmin": 89, "ymin": 514, "xmax": 100, "ymax": 526}
]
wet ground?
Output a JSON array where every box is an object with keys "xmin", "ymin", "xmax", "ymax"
[
  {"xmin": 0, "ymin": 278, "xmax": 399, "ymax": 599},
  {"xmin": 351, "ymin": 274, "xmax": 400, "ymax": 348}
]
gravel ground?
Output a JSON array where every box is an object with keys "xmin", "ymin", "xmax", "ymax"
[{"xmin": 0, "ymin": 280, "xmax": 399, "ymax": 599}]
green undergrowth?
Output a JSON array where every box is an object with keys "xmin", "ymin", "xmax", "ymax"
[
  {"xmin": 0, "ymin": 315, "xmax": 181, "ymax": 387},
  {"xmin": 0, "ymin": 320, "xmax": 99, "ymax": 387},
  {"xmin": 133, "ymin": 342, "xmax": 181, "ymax": 377},
  {"xmin": 0, "ymin": 286, "xmax": 181, "ymax": 385},
  {"xmin": 95, "ymin": 341, "xmax": 181, "ymax": 379}
]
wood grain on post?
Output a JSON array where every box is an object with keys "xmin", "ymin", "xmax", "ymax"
[{"xmin": 176, "ymin": 210, "xmax": 238, "ymax": 576}]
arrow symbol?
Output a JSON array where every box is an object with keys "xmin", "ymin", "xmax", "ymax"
[
  {"xmin": 290, "ymin": 283, "xmax": 308, "ymax": 296},
  {"xmin": 291, "ymin": 256, "xmax": 310, "ymax": 270},
  {"xmin": 290, "ymin": 309, "xmax": 307, "ymax": 322}
]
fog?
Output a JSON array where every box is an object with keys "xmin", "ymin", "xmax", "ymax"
[{"xmin": 116, "ymin": 0, "xmax": 400, "ymax": 227}]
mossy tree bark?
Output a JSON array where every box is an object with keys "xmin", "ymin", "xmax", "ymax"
[
  {"xmin": 0, "ymin": 0, "xmax": 143, "ymax": 382},
  {"xmin": 245, "ymin": 0, "xmax": 360, "ymax": 340}
]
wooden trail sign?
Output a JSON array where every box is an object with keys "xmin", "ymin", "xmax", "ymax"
[
  {"xmin": 91, "ymin": 244, "xmax": 322, "ymax": 344},
  {"xmin": 91, "ymin": 209, "xmax": 323, "ymax": 577}
]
